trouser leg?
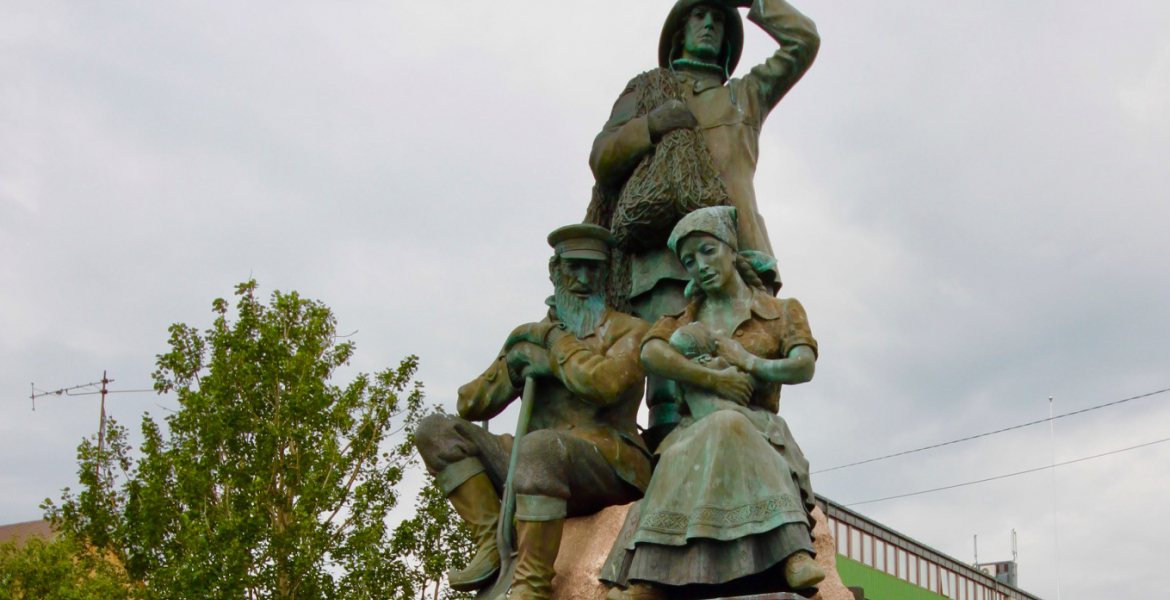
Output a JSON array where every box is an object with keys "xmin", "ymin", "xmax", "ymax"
[
  {"xmin": 506, "ymin": 430, "xmax": 641, "ymax": 600},
  {"xmin": 415, "ymin": 413, "xmax": 513, "ymax": 491}
]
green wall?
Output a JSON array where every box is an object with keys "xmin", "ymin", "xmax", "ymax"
[{"xmin": 835, "ymin": 555, "xmax": 948, "ymax": 600}]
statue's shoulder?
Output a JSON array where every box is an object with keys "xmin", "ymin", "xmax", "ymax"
[
  {"xmin": 749, "ymin": 291, "xmax": 797, "ymax": 322},
  {"xmin": 606, "ymin": 308, "xmax": 652, "ymax": 335},
  {"xmin": 776, "ymin": 296, "xmax": 807, "ymax": 310},
  {"xmin": 620, "ymin": 67, "xmax": 674, "ymax": 93},
  {"xmin": 774, "ymin": 296, "xmax": 811, "ymax": 323},
  {"xmin": 635, "ymin": 67, "xmax": 674, "ymax": 85}
]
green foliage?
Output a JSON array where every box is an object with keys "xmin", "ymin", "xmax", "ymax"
[
  {"xmin": 44, "ymin": 280, "xmax": 440, "ymax": 600},
  {"xmin": 0, "ymin": 534, "xmax": 137, "ymax": 600},
  {"xmin": 392, "ymin": 480, "xmax": 474, "ymax": 600}
]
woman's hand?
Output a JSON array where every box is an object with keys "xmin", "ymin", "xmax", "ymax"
[
  {"xmin": 710, "ymin": 366, "xmax": 754, "ymax": 406},
  {"xmin": 715, "ymin": 336, "xmax": 757, "ymax": 374}
]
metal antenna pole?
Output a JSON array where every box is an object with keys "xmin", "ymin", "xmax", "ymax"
[
  {"xmin": 974, "ymin": 534, "xmax": 978, "ymax": 565},
  {"xmin": 1048, "ymin": 396, "xmax": 1062, "ymax": 600},
  {"xmin": 31, "ymin": 372, "xmax": 153, "ymax": 449},
  {"xmin": 98, "ymin": 371, "xmax": 109, "ymax": 455}
]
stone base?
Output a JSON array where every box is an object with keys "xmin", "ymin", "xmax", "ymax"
[
  {"xmin": 805, "ymin": 507, "xmax": 853, "ymax": 600},
  {"xmin": 550, "ymin": 504, "xmax": 852, "ymax": 600},
  {"xmin": 551, "ymin": 503, "xmax": 632, "ymax": 600}
]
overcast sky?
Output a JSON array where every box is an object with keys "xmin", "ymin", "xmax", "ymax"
[{"xmin": 3, "ymin": 1, "xmax": 1169, "ymax": 598}]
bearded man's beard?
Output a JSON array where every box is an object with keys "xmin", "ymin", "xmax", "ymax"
[{"xmin": 554, "ymin": 280, "xmax": 607, "ymax": 339}]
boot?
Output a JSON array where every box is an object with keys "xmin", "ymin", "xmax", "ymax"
[
  {"xmin": 604, "ymin": 583, "xmax": 666, "ymax": 600},
  {"xmin": 506, "ymin": 518, "xmax": 564, "ymax": 600},
  {"xmin": 783, "ymin": 550, "xmax": 825, "ymax": 590},
  {"xmin": 447, "ymin": 473, "xmax": 502, "ymax": 592}
]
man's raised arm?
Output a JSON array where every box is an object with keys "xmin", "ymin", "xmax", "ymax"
[{"xmin": 744, "ymin": 0, "xmax": 820, "ymax": 115}]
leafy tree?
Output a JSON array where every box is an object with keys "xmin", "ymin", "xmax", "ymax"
[
  {"xmin": 45, "ymin": 280, "xmax": 431, "ymax": 600},
  {"xmin": 0, "ymin": 533, "xmax": 136, "ymax": 600},
  {"xmin": 392, "ymin": 480, "xmax": 474, "ymax": 600}
]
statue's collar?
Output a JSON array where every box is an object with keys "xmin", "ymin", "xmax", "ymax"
[
  {"xmin": 671, "ymin": 58, "xmax": 727, "ymax": 80},
  {"xmin": 671, "ymin": 66, "xmax": 724, "ymax": 95},
  {"xmin": 682, "ymin": 289, "xmax": 782, "ymax": 334}
]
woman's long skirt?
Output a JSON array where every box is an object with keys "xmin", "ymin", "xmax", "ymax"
[{"xmin": 600, "ymin": 406, "xmax": 816, "ymax": 589}]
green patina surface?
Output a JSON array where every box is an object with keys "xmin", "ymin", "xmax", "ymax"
[{"xmin": 836, "ymin": 555, "xmax": 948, "ymax": 600}]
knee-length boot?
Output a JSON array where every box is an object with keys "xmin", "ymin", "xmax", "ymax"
[
  {"xmin": 506, "ymin": 518, "xmax": 564, "ymax": 600},
  {"xmin": 447, "ymin": 473, "xmax": 502, "ymax": 591}
]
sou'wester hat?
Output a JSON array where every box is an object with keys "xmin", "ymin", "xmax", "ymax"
[{"xmin": 659, "ymin": 0, "xmax": 745, "ymax": 81}]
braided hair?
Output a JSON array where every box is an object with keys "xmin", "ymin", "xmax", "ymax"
[{"xmin": 735, "ymin": 254, "xmax": 768, "ymax": 292}]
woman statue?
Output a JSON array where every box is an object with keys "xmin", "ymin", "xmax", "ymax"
[{"xmin": 600, "ymin": 206, "xmax": 825, "ymax": 599}]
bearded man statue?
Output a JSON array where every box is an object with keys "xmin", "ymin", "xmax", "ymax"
[{"xmin": 414, "ymin": 224, "xmax": 652, "ymax": 600}]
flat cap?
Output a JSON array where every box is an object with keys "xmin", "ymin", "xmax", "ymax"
[{"xmin": 547, "ymin": 223, "xmax": 616, "ymax": 261}]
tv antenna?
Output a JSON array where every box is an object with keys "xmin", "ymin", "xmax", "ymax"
[{"xmin": 30, "ymin": 371, "xmax": 153, "ymax": 453}]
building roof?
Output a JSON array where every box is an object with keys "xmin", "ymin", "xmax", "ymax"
[
  {"xmin": 0, "ymin": 520, "xmax": 56, "ymax": 546},
  {"xmin": 818, "ymin": 496, "xmax": 1044, "ymax": 600}
]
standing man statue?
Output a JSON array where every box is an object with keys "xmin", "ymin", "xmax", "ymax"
[
  {"xmin": 414, "ymin": 224, "xmax": 652, "ymax": 600},
  {"xmin": 585, "ymin": 0, "xmax": 819, "ymax": 447}
]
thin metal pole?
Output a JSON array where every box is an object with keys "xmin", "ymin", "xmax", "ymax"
[
  {"xmin": 1048, "ymin": 396, "xmax": 1062, "ymax": 600},
  {"xmin": 98, "ymin": 371, "xmax": 109, "ymax": 455},
  {"xmin": 485, "ymin": 376, "xmax": 537, "ymax": 600}
]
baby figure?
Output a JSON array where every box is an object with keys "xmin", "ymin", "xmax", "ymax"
[{"xmin": 668, "ymin": 322, "xmax": 744, "ymax": 420}]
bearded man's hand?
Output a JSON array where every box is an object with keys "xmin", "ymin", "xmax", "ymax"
[{"xmin": 505, "ymin": 341, "xmax": 553, "ymax": 386}]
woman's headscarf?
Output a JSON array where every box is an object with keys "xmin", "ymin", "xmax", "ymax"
[{"xmin": 667, "ymin": 206, "xmax": 781, "ymax": 295}]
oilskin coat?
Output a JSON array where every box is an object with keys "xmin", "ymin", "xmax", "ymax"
[{"xmin": 589, "ymin": 0, "xmax": 820, "ymax": 304}]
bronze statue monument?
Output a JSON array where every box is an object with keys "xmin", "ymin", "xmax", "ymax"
[
  {"xmin": 599, "ymin": 207, "xmax": 825, "ymax": 599},
  {"xmin": 414, "ymin": 0, "xmax": 828, "ymax": 599},
  {"xmin": 415, "ymin": 224, "xmax": 652, "ymax": 600},
  {"xmin": 585, "ymin": 0, "xmax": 819, "ymax": 448}
]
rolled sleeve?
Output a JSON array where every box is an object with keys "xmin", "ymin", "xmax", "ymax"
[
  {"xmin": 779, "ymin": 298, "xmax": 818, "ymax": 359},
  {"xmin": 641, "ymin": 314, "xmax": 684, "ymax": 347}
]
